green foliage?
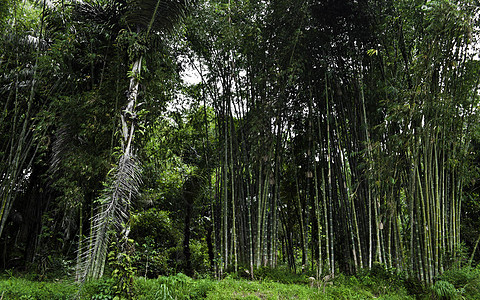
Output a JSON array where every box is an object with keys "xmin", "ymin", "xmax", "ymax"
[
  {"xmin": 323, "ymin": 280, "xmax": 376, "ymax": 300},
  {"xmin": 0, "ymin": 0, "xmax": 9, "ymax": 31},
  {"xmin": 130, "ymin": 209, "xmax": 180, "ymax": 277},
  {"xmin": 108, "ymin": 239, "xmax": 137, "ymax": 299},
  {"xmin": 82, "ymin": 275, "xmax": 208, "ymax": 300},
  {"xmin": 437, "ymin": 267, "xmax": 480, "ymax": 299},
  {"xmin": 444, "ymin": 243, "xmax": 471, "ymax": 270},
  {"xmin": 134, "ymin": 273, "xmax": 215, "ymax": 299},
  {"xmin": 335, "ymin": 264, "xmax": 410, "ymax": 299},
  {"xmin": 431, "ymin": 280, "xmax": 457, "ymax": 300},
  {"xmin": 25, "ymin": 255, "xmax": 74, "ymax": 281},
  {"xmin": 0, "ymin": 277, "xmax": 78, "ymax": 299},
  {"xmin": 0, "ymin": 272, "xmax": 455, "ymax": 299},
  {"xmin": 247, "ymin": 266, "xmax": 310, "ymax": 285},
  {"xmin": 189, "ymin": 239, "xmax": 210, "ymax": 275},
  {"xmin": 204, "ymin": 277, "xmax": 322, "ymax": 300},
  {"xmin": 139, "ymin": 109, "xmax": 208, "ymax": 199},
  {"xmin": 83, "ymin": 278, "xmax": 116, "ymax": 300},
  {"xmin": 116, "ymin": 30, "xmax": 147, "ymax": 61},
  {"xmin": 403, "ymin": 276, "xmax": 428, "ymax": 297},
  {"xmin": 2, "ymin": 0, "xmax": 480, "ymax": 293},
  {"xmin": 134, "ymin": 236, "xmax": 168, "ymax": 278},
  {"xmin": 131, "ymin": 209, "xmax": 178, "ymax": 248}
]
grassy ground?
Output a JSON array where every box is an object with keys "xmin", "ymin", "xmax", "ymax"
[
  {"xmin": 0, "ymin": 273, "xmax": 412, "ymax": 299},
  {"xmin": 2, "ymin": 266, "xmax": 480, "ymax": 299},
  {"xmin": 133, "ymin": 277, "xmax": 411, "ymax": 299}
]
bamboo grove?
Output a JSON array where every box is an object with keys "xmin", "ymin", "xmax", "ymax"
[
  {"xmin": 1, "ymin": 0, "xmax": 480, "ymax": 286},
  {"xmin": 183, "ymin": 0, "xmax": 480, "ymax": 283}
]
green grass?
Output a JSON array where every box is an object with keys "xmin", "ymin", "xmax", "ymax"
[
  {"xmin": 0, "ymin": 275, "xmax": 412, "ymax": 299},
  {"xmin": 205, "ymin": 278, "xmax": 318, "ymax": 299},
  {"xmin": 9, "ymin": 267, "xmax": 480, "ymax": 299},
  {"xmin": 3, "ymin": 264, "xmax": 480, "ymax": 299},
  {"xmin": 133, "ymin": 275, "xmax": 409, "ymax": 299},
  {"xmin": 0, "ymin": 277, "xmax": 78, "ymax": 299}
]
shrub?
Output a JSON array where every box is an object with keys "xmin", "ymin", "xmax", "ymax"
[
  {"xmin": 437, "ymin": 267, "xmax": 480, "ymax": 299},
  {"xmin": 108, "ymin": 239, "xmax": 136, "ymax": 299},
  {"xmin": 130, "ymin": 209, "xmax": 179, "ymax": 250},
  {"xmin": 80, "ymin": 278, "xmax": 115, "ymax": 299},
  {"xmin": 347, "ymin": 263, "xmax": 408, "ymax": 298},
  {"xmin": 134, "ymin": 273, "xmax": 215, "ymax": 299},
  {"xmin": 431, "ymin": 280, "xmax": 457, "ymax": 300},
  {"xmin": 130, "ymin": 209, "xmax": 181, "ymax": 277},
  {"xmin": 189, "ymin": 239, "xmax": 210, "ymax": 274},
  {"xmin": 403, "ymin": 275, "xmax": 428, "ymax": 297},
  {"xmin": 251, "ymin": 265, "xmax": 310, "ymax": 284}
]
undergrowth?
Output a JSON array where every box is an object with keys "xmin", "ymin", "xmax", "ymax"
[
  {"xmin": 0, "ymin": 277, "xmax": 78, "ymax": 299},
  {"xmin": 1, "ymin": 265, "xmax": 480, "ymax": 299}
]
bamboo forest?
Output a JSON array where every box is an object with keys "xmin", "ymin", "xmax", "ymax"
[{"xmin": 3, "ymin": 0, "xmax": 480, "ymax": 298}]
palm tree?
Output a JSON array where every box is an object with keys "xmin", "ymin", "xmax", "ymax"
[{"xmin": 76, "ymin": 0, "xmax": 193, "ymax": 280}]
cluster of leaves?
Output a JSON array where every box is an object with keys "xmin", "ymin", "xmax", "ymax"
[
  {"xmin": 108, "ymin": 239, "xmax": 137, "ymax": 298},
  {"xmin": 431, "ymin": 280, "xmax": 457, "ymax": 300},
  {"xmin": 129, "ymin": 209, "xmax": 179, "ymax": 277},
  {"xmin": 432, "ymin": 267, "xmax": 480, "ymax": 299}
]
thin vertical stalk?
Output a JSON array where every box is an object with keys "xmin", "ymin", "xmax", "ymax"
[
  {"xmin": 326, "ymin": 77, "xmax": 334, "ymax": 275},
  {"xmin": 229, "ymin": 117, "xmax": 237, "ymax": 273},
  {"xmin": 295, "ymin": 165, "xmax": 307, "ymax": 270},
  {"xmin": 256, "ymin": 163, "xmax": 263, "ymax": 268}
]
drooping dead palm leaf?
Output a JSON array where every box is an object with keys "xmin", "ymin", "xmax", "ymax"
[
  {"xmin": 79, "ymin": 154, "xmax": 142, "ymax": 280},
  {"xmin": 76, "ymin": 0, "xmax": 194, "ymax": 281}
]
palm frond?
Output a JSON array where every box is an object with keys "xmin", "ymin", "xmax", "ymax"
[
  {"xmin": 77, "ymin": 154, "xmax": 142, "ymax": 281},
  {"xmin": 70, "ymin": 0, "xmax": 126, "ymax": 31},
  {"xmin": 126, "ymin": 0, "xmax": 194, "ymax": 34},
  {"xmin": 49, "ymin": 126, "xmax": 71, "ymax": 176}
]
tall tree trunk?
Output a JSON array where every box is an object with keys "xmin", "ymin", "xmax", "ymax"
[
  {"xmin": 183, "ymin": 180, "xmax": 194, "ymax": 277},
  {"xmin": 80, "ymin": 57, "xmax": 143, "ymax": 280}
]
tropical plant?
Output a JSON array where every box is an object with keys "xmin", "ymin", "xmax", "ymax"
[{"xmin": 76, "ymin": 0, "xmax": 194, "ymax": 280}]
